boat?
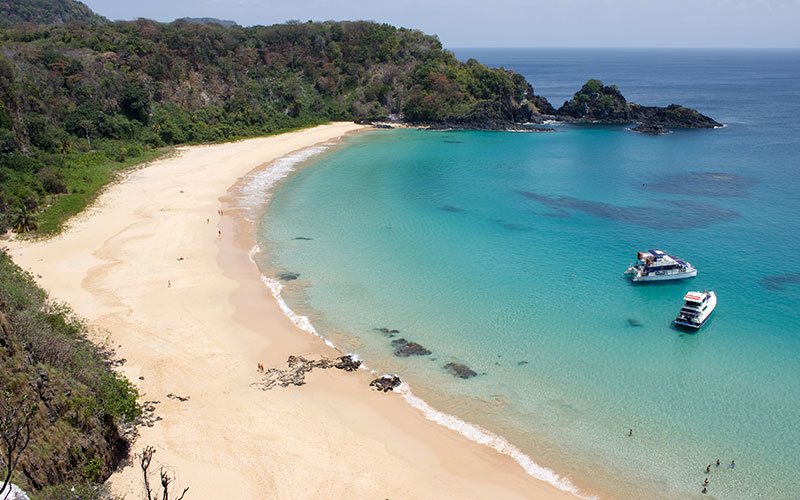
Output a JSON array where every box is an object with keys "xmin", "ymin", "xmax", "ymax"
[
  {"xmin": 624, "ymin": 249, "xmax": 697, "ymax": 282},
  {"xmin": 674, "ymin": 290, "xmax": 717, "ymax": 330}
]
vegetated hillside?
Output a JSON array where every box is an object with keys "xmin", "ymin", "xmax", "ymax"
[
  {"xmin": 0, "ymin": 251, "xmax": 139, "ymax": 498},
  {"xmin": 0, "ymin": 0, "xmax": 106, "ymax": 27},
  {"xmin": 0, "ymin": 10, "xmax": 546, "ymax": 233}
]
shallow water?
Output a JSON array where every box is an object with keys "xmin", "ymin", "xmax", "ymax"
[{"xmin": 255, "ymin": 49, "xmax": 800, "ymax": 499}]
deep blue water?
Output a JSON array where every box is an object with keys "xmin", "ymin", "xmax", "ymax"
[{"xmin": 255, "ymin": 49, "xmax": 800, "ymax": 499}]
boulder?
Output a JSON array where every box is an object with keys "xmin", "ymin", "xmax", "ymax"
[
  {"xmin": 370, "ymin": 375, "xmax": 402, "ymax": 392},
  {"xmin": 334, "ymin": 354, "xmax": 362, "ymax": 371}
]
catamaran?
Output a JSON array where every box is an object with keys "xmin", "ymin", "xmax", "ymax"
[
  {"xmin": 674, "ymin": 290, "xmax": 717, "ymax": 330},
  {"xmin": 624, "ymin": 249, "xmax": 697, "ymax": 282}
]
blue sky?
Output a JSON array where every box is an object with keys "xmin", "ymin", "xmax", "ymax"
[{"xmin": 82, "ymin": 0, "xmax": 800, "ymax": 48}]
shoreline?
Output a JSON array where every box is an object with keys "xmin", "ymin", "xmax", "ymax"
[
  {"xmin": 4, "ymin": 123, "xmax": 579, "ymax": 499},
  {"xmin": 228, "ymin": 132, "xmax": 587, "ymax": 497}
]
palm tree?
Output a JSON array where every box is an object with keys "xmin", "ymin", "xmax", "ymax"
[{"xmin": 11, "ymin": 205, "xmax": 37, "ymax": 233}]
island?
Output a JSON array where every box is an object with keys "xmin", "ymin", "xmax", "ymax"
[{"xmin": 536, "ymin": 79, "xmax": 722, "ymax": 134}]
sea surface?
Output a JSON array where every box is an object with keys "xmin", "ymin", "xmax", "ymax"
[{"xmin": 251, "ymin": 49, "xmax": 800, "ymax": 499}]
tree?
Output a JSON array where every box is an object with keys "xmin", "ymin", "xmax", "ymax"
[
  {"xmin": 0, "ymin": 393, "xmax": 35, "ymax": 497},
  {"xmin": 139, "ymin": 446, "xmax": 188, "ymax": 500},
  {"xmin": 11, "ymin": 205, "xmax": 37, "ymax": 233}
]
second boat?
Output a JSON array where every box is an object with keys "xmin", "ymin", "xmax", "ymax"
[{"xmin": 624, "ymin": 249, "xmax": 697, "ymax": 282}]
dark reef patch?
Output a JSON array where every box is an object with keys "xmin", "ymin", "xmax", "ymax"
[
  {"xmin": 642, "ymin": 172, "xmax": 756, "ymax": 198},
  {"xmin": 627, "ymin": 318, "xmax": 644, "ymax": 327},
  {"xmin": 443, "ymin": 140, "xmax": 464, "ymax": 144},
  {"xmin": 518, "ymin": 191, "xmax": 739, "ymax": 229},
  {"xmin": 292, "ymin": 236, "xmax": 313, "ymax": 241},
  {"xmin": 495, "ymin": 219, "xmax": 532, "ymax": 231},
  {"xmin": 444, "ymin": 362, "xmax": 478, "ymax": 379},
  {"xmin": 391, "ymin": 338, "xmax": 432, "ymax": 357},
  {"xmin": 761, "ymin": 272, "xmax": 800, "ymax": 291},
  {"xmin": 278, "ymin": 272, "xmax": 300, "ymax": 281},
  {"xmin": 440, "ymin": 205, "xmax": 466, "ymax": 213}
]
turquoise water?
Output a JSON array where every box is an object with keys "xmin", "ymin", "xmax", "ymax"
[{"xmin": 255, "ymin": 50, "xmax": 800, "ymax": 499}]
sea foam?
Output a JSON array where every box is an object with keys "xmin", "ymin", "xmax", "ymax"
[{"xmin": 238, "ymin": 144, "xmax": 332, "ymax": 217}]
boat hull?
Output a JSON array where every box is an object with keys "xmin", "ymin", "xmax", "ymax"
[
  {"xmin": 631, "ymin": 269, "xmax": 698, "ymax": 282},
  {"xmin": 674, "ymin": 291, "xmax": 717, "ymax": 330}
]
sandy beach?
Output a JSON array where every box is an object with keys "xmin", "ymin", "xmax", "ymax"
[{"xmin": 4, "ymin": 123, "xmax": 576, "ymax": 499}]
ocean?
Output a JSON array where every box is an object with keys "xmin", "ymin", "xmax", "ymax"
[{"xmin": 250, "ymin": 49, "xmax": 800, "ymax": 499}]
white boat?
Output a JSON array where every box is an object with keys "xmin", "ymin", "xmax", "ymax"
[
  {"xmin": 624, "ymin": 249, "xmax": 697, "ymax": 282},
  {"xmin": 674, "ymin": 290, "xmax": 717, "ymax": 330}
]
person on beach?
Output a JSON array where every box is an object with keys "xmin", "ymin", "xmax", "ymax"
[
  {"xmin": 218, "ymin": 229, "xmax": 221, "ymax": 237},
  {"xmin": 207, "ymin": 218, "xmax": 209, "ymax": 224},
  {"xmin": 628, "ymin": 428, "xmax": 633, "ymax": 437},
  {"xmin": 716, "ymin": 459, "xmax": 720, "ymax": 467},
  {"xmin": 730, "ymin": 460, "xmax": 735, "ymax": 468},
  {"xmin": 167, "ymin": 280, "xmax": 171, "ymax": 288},
  {"xmin": 703, "ymin": 478, "xmax": 709, "ymax": 486},
  {"xmin": 705, "ymin": 464, "xmax": 711, "ymax": 474},
  {"xmin": 702, "ymin": 486, "xmax": 708, "ymax": 494}
]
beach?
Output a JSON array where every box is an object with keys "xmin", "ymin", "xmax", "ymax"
[{"xmin": 3, "ymin": 123, "xmax": 575, "ymax": 499}]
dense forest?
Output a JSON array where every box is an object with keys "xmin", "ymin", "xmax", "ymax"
[{"xmin": 0, "ymin": 0, "xmax": 547, "ymax": 234}]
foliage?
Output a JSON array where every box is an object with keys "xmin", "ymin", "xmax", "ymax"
[
  {"xmin": 0, "ymin": 9, "xmax": 538, "ymax": 233},
  {"xmin": 557, "ymin": 79, "xmax": 630, "ymax": 120},
  {"xmin": 0, "ymin": 0, "xmax": 106, "ymax": 27},
  {"xmin": 0, "ymin": 251, "xmax": 138, "ymax": 493}
]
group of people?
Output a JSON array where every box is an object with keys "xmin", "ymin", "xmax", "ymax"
[{"xmin": 701, "ymin": 459, "xmax": 735, "ymax": 494}]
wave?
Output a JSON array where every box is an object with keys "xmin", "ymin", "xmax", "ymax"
[
  {"xmin": 244, "ymin": 148, "xmax": 590, "ymax": 499},
  {"xmin": 238, "ymin": 144, "xmax": 332, "ymax": 215},
  {"xmin": 399, "ymin": 386, "xmax": 590, "ymax": 498}
]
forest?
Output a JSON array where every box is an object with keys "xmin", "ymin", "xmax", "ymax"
[{"xmin": 0, "ymin": 0, "xmax": 542, "ymax": 234}]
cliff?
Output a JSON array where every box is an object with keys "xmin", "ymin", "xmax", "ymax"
[{"xmin": 0, "ymin": 252, "xmax": 138, "ymax": 497}]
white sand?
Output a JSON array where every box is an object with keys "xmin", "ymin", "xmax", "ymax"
[{"xmin": 4, "ymin": 123, "xmax": 576, "ymax": 499}]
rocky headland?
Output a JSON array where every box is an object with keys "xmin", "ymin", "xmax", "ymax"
[{"xmin": 542, "ymin": 79, "xmax": 721, "ymax": 134}]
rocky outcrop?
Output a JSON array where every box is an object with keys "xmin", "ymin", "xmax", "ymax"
[
  {"xmin": 553, "ymin": 79, "xmax": 721, "ymax": 132},
  {"xmin": 334, "ymin": 354, "xmax": 362, "ymax": 371},
  {"xmin": 631, "ymin": 122, "xmax": 669, "ymax": 135},
  {"xmin": 369, "ymin": 375, "xmax": 402, "ymax": 392},
  {"xmin": 253, "ymin": 354, "xmax": 362, "ymax": 390}
]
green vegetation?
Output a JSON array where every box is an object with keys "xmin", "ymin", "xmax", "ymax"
[
  {"xmin": 0, "ymin": 251, "xmax": 138, "ymax": 495},
  {"xmin": 0, "ymin": 0, "xmax": 105, "ymax": 27},
  {"xmin": 557, "ymin": 79, "xmax": 629, "ymax": 120},
  {"xmin": 0, "ymin": 3, "xmax": 539, "ymax": 235}
]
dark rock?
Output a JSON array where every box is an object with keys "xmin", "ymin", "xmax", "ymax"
[
  {"xmin": 369, "ymin": 374, "xmax": 402, "ymax": 392},
  {"xmin": 374, "ymin": 327, "xmax": 400, "ymax": 334},
  {"xmin": 555, "ymin": 79, "xmax": 720, "ymax": 131},
  {"xmin": 278, "ymin": 272, "xmax": 299, "ymax": 281},
  {"xmin": 391, "ymin": 338, "xmax": 431, "ymax": 357},
  {"xmin": 334, "ymin": 354, "xmax": 362, "ymax": 371},
  {"xmin": 444, "ymin": 362, "xmax": 478, "ymax": 379},
  {"xmin": 517, "ymin": 360, "xmax": 529, "ymax": 366},
  {"xmin": 631, "ymin": 122, "xmax": 669, "ymax": 135},
  {"xmin": 166, "ymin": 393, "xmax": 190, "ymax": 402}
]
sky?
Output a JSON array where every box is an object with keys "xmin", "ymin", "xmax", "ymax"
[{"xmin": 81, "ymin": 0, "xmax": 800, "ymax": 48}]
